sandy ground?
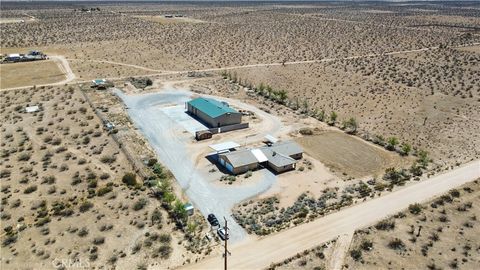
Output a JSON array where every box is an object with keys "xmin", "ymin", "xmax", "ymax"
[
  {"xmin": 259, "ymin": 154, "xmax": 341, "ymax": 208},
  {"xmin": 345, "ymin": 180, "xmax": 480, "ymax": 269},
  {"xmin": 0, "ymin": 60, "xmax": 64, "ymax": 89},
  {"xmin": 180, "ymin": 160, "xmax": 480, "ymax": 270},
  {"xmin": 296, "ymin": 131, "xmax": 410, "ymax": 179}
]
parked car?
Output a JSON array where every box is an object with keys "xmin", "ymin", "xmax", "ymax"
[
  {"xmin": 207, "ymin": 214, "xmax": 219, "ymax": 227},
  {"xmin": 217, "ymin": 227, "xmax": 229, "ymax": 241}
]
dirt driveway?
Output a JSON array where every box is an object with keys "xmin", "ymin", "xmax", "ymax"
[{"xmin": 115, "ymin": 88, "xmax": 286, "ymax": 243}]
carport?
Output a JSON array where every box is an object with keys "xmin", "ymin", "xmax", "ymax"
[{"xmin": 209, "ymin": 141, "xmax": 241, "ymax": 154}]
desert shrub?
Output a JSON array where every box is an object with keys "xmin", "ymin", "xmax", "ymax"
[
  {"xmin": 449, "ymin": 189, "xmax": 460, "ymax": 198},
  {"xmin": 159, "ymin": 233, "xmax": 171, "ymax": 244},
  {"xmin": 151, "ymin": 208, "xmax": 163, "ymax": 225},
  {"xmin": 350, "ymin": 249, "xmax": 362, "ymax": 261},
  {"xmin": 133, "ymin": 198, "xmax": 148, "ymax": 211},
  {"xmin": 2, "ymin": 234, "xmax": 17, "ymax": 247},
  {"xmin": 388, "ymin": 238, "xmax": 406, "ymax": 251},
  {"xmin": 0, "ymin": 170, "xmax": 11, "ymax": 178},
  {"xmin": 360, "ymin": 239, "xmax": 373, "ymax": 251},
  {"xmin": 93, "ymin": 236, "xmax": 105, "ymax": 245},
  {"xmin": 158, "ymin": 245, "xmax": 172, "ymax": 259},
  {"xmin": 299, "ymin": 128, "xmax": 313, "ymax": 135},
  {"xmin": 375, "ymin": 219, "xmax": 395, "ymax": 231},
  {"xmin": 408, "ymin": 203, "xmax": 423, "ymax": 215},
  {"xmin": 100, "ymin": 155, "xmax": 116, "ymax": 164},
  {"xmin": 17, "ymin": 152, "xmax": 31, "ymax": 161},
  {"xmin": 24, "ymin": 185, "xmax": 38, "ymax": 194},
  {"xmin": 79, "ymin": 201, "xmax": 94, "ymax": 212},
  {"xmin": 78, "ymin": 227, "xmax": 89, "ymax": 237},
  {"xmin": 97, "ymin": 186, "xmax": 113, "ymax": 196},
  {"xmin": 122, "ymin": 173, "xmax": 137, "ymax": 186}
]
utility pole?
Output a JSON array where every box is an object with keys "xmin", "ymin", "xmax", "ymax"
[{"xmin": 224, "ymin": 217, "xmax": 228, "ymax": 270}]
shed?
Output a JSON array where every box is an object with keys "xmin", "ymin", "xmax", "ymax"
[
  {"xmin": 186, "ymin": 97, "xmax": 242, "ymax": 128},
  {"xmin": 184, "ymin": 203, "xmax": 194, "ymax": 216},
  {"xmin": 25, "ymin": 105, "xmax": 40, "ymax": 113},
  {"xmin": 195, "ymin": 130, "xmax": 212, "ymax": 141}
]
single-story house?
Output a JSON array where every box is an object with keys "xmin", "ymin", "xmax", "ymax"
[
  {"xmin": 186, "ymin": 97, "xmax": 242, "ymax": 128},
  {"xmin": 261, "ymin": 147, "xmax": 297, "ymax": 173},
  {"xmin": 265, "ymin": 141, "xmax": 303, "ymax": 160},
  {"xmin": 218, "ymin": 149, "xmax": 259, "ymax": 175},
  {"xmin": 217, "ymin": 140, "xmax": 303, "ymax": 175}
]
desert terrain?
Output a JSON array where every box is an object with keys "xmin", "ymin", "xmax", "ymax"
[{"xmin": 1, "ymin": 1, "xmax": 479, "ymax": 269}]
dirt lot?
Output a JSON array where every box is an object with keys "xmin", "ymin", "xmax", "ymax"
[
  {"xmin": 345, "ymin": 180, "xmax": 480, "ymax": 270},
  {"xmin": 0, "ymin": 60, "xmax": 65, "ymax": 89},
  {"xmin": 296, "ymin": 131, "xmax": 410, "ymax": 179}
]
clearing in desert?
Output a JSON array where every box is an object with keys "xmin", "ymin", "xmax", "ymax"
[
  {"xmin": 0, "ymin": 60, "xmax": 64, "ymax": 89},
  {"xmin": 296, "ymin": 131, "xmax": 408, "ymax": 178}
]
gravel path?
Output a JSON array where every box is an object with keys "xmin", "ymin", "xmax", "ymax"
[{"xmin": 115, "ymin": 88, "xmax": 278, "ymax": 243}]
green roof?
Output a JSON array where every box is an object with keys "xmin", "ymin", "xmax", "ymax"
[{"xmin": 188, "ymin": 97, "xmax": 238, "ymax": 118}]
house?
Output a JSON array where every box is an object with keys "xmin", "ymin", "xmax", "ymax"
[
  {"xmin": 217, "ymin": 140, "xmax": 303, "ymax": 175},
  {"xmin": 265, "ymin": 141, "xmax": 303, "ymax": 160},
  {"xmin": 186, "ymin": 97, "xmax": 242, "ymax": 128},
  {"xmin": 261, "ymin": 147, "xmax": 297, "ymax": 173},
  {"xmin": 218, "ymin": 149, "xmax": 259, "ymax": 175}
]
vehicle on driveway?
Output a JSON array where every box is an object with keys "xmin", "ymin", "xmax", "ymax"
[
  {"xmin": 207, "ymin": 214, "xmax": 219, "ymax": 227},
  {"xmin": 217, "ymin": 227, "xmax": 230, "ymax": 241}
]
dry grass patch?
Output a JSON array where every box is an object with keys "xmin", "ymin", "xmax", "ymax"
[
  {"xmin": 0, "ymin": 60, "xmax": 64, "ymax": 89},
  {"xmin": 296, "ymin": 131, "xmax": 408, "ymax": 178}
]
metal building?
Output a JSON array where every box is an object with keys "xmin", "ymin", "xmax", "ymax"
[{"xmin": 186, "ymin": 97, "xmax": 242, "ymax": 128}]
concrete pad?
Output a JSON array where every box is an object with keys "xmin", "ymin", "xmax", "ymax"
[{"xmin": 160, "ymin": 105, "xmax": 208, "ymax": 135}]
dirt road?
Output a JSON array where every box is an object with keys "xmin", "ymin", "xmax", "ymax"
[
  {"xmin": 179, "ymin": 160, "xmax": 480, "ymax": 270},
  {"xmin": 1, "ymin": 43, "xmax": 478, "ymax": 92}
]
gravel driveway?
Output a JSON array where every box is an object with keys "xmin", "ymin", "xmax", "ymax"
[{"xmin": 115, "ymin": 88, "xmax": 278, "ymax": 243}]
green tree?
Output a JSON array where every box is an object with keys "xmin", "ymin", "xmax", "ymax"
[
  {"xmin": 162, "ymin": 191, "xmax": 175, "ymax": 209},
  {"xmin": 343, "ymin": 117, "xmax": 358, "ymax": 134},
  {"xmin": 122, "ymin": 173, "xmax": 137, "ymax": 186},
  {"xmin": 417, "ymin": 150, "xmax": 430, "ymax": 168},
  {"xmin": 317, "ymin": 109, "xmax": 325, "ymax": 121},
  {"xmin": 328, "ymin": 111, "xmax": 337, "ymax": 126},
  {"xmin": 277, "ymin": 89, "xmax": 288, "ymax": 104},
  {"xmin": 265, "ymin": 85, "xmax": 273, "ymax": 98},
  {"xmin": 257, "ymin": 83, "xmax": 265, "ymax": 94},
  {"xmin": 386, "ymin": 137, "xmax": 399, "ymax": 151},
  {"xmin": 173, "ymin": 200, "xmax": 188, "ymax": 224},
  {"xmin": 401, "ymin": 143, "xmax": 411, "ymax": 156}
]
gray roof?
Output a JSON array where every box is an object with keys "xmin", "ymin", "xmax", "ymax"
[
  {"xmin": 220, "ymin": 149, "xmax": 258, "ymax": 167},
  {"xmin": 264, "ymin": 141, "xmax": 303, "ymax": 157},
  {"xmin": 261, "ymin": 148, "xmax": 296, "ymax": 167}
]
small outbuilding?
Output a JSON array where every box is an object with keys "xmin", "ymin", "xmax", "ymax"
[
  {"xmin": 186, "ymin": 97, "xmax": 242, "ymax": 128},
  {"xmin": 25, "ymin": 105, "xmax": 40, "ymax": 113},
  {"xmin": 184, "ymin": 203, "xmax": 194, "ymax": 216}
]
